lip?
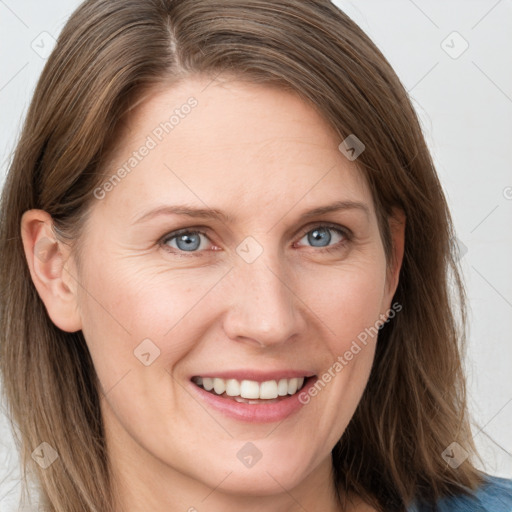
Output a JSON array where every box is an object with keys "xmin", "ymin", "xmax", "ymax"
[
  {"xmin": 191, "ymin": 370, "xmax": 316, "ymax": 382},
  {"xmin": 189, "ymin": 375, "xmax": 318, "ymax": 423}
]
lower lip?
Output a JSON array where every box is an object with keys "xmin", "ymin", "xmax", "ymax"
[{"xmin": 189, "ymin": 377, "xmax": 317, "ymax": 423}]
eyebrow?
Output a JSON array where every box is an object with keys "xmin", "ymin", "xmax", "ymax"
[{"xmin": 134, "ymin": 200, "xmax": 370, "ymax": 225}]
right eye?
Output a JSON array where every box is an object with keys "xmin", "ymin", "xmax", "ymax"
[{"xmin": 160, "ymin": 229, "xmax": 212, "ymax": 254}]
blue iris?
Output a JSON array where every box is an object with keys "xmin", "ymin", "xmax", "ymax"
[
  {"xmin": 175, "ymin": 232, "xmax": 202, "ymax": 251},
  {"xmin": 307, "ymin": 227, "xmax": 332, "ymax": 247}
]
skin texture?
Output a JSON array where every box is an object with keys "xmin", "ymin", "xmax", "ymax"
[{"xmin": 21, "ymin": 77, "xmax": 405, "ymax": 512}]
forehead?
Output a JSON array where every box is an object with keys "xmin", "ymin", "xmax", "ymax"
[{"xmin": 96, "ymin": 77, "xmax": 374, "ymax": 222}]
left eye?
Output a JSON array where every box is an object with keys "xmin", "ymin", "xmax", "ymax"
[
  {"xmin": 160, "ymin": 224, "xmax": 348, "ymax": 254},
  {"xmin": 297, "ymin": 224, "xmax": 347, "ymax": 250}
]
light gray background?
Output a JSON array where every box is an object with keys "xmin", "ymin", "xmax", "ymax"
[{"xmin": 1, "ymin": 0, "xmax": 511, "ymax": 509}]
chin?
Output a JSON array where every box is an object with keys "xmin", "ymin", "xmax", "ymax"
[{"xmin": 196, "ymin": 446, "xmax": 315, "ymax": 496}]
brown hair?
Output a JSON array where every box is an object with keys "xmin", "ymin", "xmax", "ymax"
[{"xmin": 0, "ymin": 0, "xmax": 485, "ymax": 510}]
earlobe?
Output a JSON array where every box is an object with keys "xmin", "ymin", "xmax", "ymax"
[{"xmin": 20, "ymin": 209, "xmax": 82, "ymax": 333}]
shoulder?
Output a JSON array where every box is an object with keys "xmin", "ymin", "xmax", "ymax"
[{"xmin": 408, "ymin": 474, "xmax": 512, "ymax": 512}]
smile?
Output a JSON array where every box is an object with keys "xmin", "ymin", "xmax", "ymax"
[
  {"xmin": 192, "ymin": 376, "xmax": 308, "ymax": 402},
  {"xmin": 189, "ymin": 373, "xmax": 317, "ymax": 422}
]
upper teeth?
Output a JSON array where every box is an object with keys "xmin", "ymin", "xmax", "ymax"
[{"xmin": 194, "ymin": 377, "xmax": 306, "ymax": 399}]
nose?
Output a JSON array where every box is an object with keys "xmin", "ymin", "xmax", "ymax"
[{"xmin": 221, "ymin": 249, "xmax": 305, "ymax": 348}]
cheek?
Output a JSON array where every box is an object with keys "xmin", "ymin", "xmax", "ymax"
[
  {"xmin": 298, "ymin": 259, "xmax": 386, "ymax": 428},
  {"xmin": 76, "ymin": 253, "xmax": 226, "ymax": 387},
  {"xmin": 306, "ymin": 257, "xmax": 388, "ymax": 348}
]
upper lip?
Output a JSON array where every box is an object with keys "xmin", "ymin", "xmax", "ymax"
[{"xmin": 191, "ymin": 370, "xmax": 316, "ymax": 382}]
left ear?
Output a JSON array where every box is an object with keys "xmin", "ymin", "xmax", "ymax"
[{"xmin": 384, "ymin": 207, "xmax": 406, "ymax": 302}]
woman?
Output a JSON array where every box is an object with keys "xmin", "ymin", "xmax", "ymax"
[{"xmin": 0, "ymin": 1, "xmax": 511, "ymax": 511}]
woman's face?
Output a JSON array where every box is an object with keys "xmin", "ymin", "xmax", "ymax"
[{"xmin": 68, "ymin": 78, "xmax": 403, "ymax": 504}]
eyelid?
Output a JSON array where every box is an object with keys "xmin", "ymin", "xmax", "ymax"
[
  {"xmin": 298, "ymin": 222, "xmax": 352, "ymax": 240},
  {"xmin": 160, "ymin": 227, "xmax": 209, "ymax": 243}
]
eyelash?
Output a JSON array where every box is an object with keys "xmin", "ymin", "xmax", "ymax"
[{"xmin": 159, "ymin": 223, "xmax": 351, "ymax": 256}]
